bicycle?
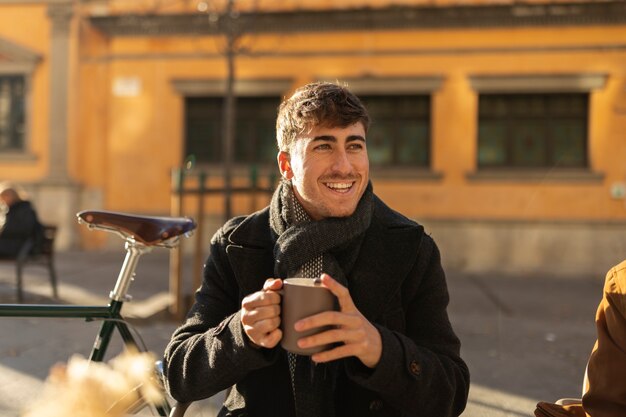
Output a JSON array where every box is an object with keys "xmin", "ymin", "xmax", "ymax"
[{"xmin": 0, "ymin": 209, "xmax": 196, "ymax": 416}]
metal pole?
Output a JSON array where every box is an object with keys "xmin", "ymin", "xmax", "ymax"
[
  {"xmin": 222, "ymin": 0, "xmax": 236, "ymax": 222},
  {"xmin": 250, "ymin": 164, "xmax": 258, "ymax": 213},
  {"xmin": 193, "ymin": 171, "xmax": 206, "ymax": 295},
  {"xmin": 169, "ymin": 168, "xmax": 185, "ymax": 319}
]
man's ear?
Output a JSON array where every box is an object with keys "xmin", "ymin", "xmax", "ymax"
[{"xmin": 277, "ymin": 151, "xmax": 293, "ymax": 180}]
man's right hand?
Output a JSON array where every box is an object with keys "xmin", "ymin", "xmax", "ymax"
[{"xmin": 240, "ymin": 278, "xmax": 283, "ymax": 348}]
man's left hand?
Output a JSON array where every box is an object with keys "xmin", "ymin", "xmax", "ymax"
[{"xmin": 294, "ymin": 273, "xmax": 382, "ymax": 368}]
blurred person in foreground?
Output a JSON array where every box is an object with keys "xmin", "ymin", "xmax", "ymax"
[
  {"xmin": 0, "ymin": 184, "xmax": 43, "ymax": 258},
  {"xmin": 535, "ymin": 260, "xmax": 626, "ymax": 417},
  {"xmin": 164, "ymin": 82, "xmax": 470, "ymax": 417}
]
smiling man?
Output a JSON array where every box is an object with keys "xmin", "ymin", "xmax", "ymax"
[
  {"xmin": 279, "ymin": 122, "xmax": 368, "ymax": 220},
  {"xmin": 164, "ymin": 82, "xmax": 470, "ymax": 417}
]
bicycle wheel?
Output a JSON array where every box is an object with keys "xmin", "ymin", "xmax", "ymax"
[
  {"xmin": 120, "ymin": 361, "xmax": 172, "ymax": 416},
  {"xmin": 122, "ymin": 391, "xmax": 171, "ymax": 416}
]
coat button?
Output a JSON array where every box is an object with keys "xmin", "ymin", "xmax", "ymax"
[
  {"xmin": 369, "ymin": 399, "xmax": 383, "ymax": 411},
  {"xmin": 409, "ymin": 360, "xmax": 421, "ymax": 375}
]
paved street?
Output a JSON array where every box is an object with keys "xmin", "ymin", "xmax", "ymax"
[{"xmin": 0, "ymin": 248, "xmax": 605, "ymax": 416}]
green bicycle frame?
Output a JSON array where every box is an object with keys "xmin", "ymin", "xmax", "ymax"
[
  {"xmin": 0, "ymin": 300, "xmax": 132, "ymax": 361},
  {"xmin": 0, "ymin": 241, "xmax": 170, "ymax": 415}
]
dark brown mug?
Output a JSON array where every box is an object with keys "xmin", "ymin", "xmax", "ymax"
[{"xmin": 279, "ymin": 277, "xmax": 337, "ymax": 355}]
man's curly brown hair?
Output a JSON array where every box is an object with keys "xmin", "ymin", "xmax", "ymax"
[{"xmin": 276, "ymin": 82, "xmax": 370, "ymax": 152}]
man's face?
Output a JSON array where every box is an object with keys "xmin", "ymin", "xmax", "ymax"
[{"xmin": 278, "ymin": 122, "xmax": 369, "ymax": 220}]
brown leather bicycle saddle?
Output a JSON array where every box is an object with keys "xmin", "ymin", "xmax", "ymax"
[{"xmin": 77, "ymin": 210, "xmax": 196, "ymax": 245}]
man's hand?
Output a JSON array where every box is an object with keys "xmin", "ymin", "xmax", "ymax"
[
  {"xmin": 294, "ymin": 273, "xmax": 382, "ymax": 368},
  {"xmin": 240, "ymin": 278, "xmax": 283, "ymax": 348}
]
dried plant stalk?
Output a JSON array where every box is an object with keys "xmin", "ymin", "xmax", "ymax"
[{"xmin": 22, "ymin": 349, "xmax": 163, "ymax": 417}]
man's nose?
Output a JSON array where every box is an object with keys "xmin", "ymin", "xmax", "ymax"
[{"xmin": 330, "ymin": 149, "xmax": 352, "ymax": 174}]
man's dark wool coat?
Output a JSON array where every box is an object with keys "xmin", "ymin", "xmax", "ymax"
[{"xmin": 164, "ymin": 195, "xmax": 470, "ymax": 417}]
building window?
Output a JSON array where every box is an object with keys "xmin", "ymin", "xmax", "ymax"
[
  {"xmin": 360, "ymin": 95, "xmax": 430, "ymax": 167},
  {"xmin": 185, "ymin": 92, "xmax": 432, "ymax": 169},
  {"xmin": 478, "ymin": 93, "xmax": 588, "ymax": 169},
  {"xmin": 184, "ymin": 95, "xmax": 279, "ymax": 165},
  {"xmin": 0, "ymin": 75, "xmax": 25, "ymax": 152}
]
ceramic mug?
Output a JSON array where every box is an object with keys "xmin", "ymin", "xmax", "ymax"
[{"xmin": 279, "ymin": 277, "xmax": 337, "ymax": 355}]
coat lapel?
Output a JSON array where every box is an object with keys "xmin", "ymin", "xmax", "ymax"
[
  {"xmin": 225, "ymin": 208, "xmax": 276, "ymax": 297},
  {"xmin": 348, "ymin": 216, "xmax": 422, "ymax": 322},
  {"xmin": 227, "ymin": 245, "xmax": 275, "ymax": 297}
]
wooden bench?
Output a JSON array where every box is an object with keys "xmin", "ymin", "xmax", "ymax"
[{"xmin": 0, "ymin": 224, "xmax": 59, "ymax": 302}]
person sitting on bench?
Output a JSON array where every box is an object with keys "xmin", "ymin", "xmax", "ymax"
[{"xmin": 0, "ymin": 184, "xmax": 44, "ymax": 258}]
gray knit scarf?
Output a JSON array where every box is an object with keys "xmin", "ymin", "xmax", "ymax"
[
  {"xmin": 270, "ymin": 180, "xmax": 374, "ymax": 284},
  {"xmin": 269, "ymin": 180, "xmax": 374, "ymax": 417}
]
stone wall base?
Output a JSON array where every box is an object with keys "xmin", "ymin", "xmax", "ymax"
[
  {"xmin": 423, "ymin": 219, "xmax": 626, "ymax": 279},
  {"xmin": 7, "ymin": 184, "xmax": 624, "ymax": 281}
]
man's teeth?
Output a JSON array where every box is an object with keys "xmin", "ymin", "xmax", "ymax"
[{"xmin": 326, "ymin": 183, "xmax": 352, "ymax": 190}]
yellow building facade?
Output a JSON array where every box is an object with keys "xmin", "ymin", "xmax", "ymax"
[{"xmin": 1, "ymin": 0, "xmax": 626, "ymax": 277}]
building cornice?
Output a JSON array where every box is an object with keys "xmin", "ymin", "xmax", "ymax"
[
  {"xmin": 88, "ymin": 1, "xmax": 626, "ymax": 37},
  {"xmin": 171, "ymin": 78, "xmax": 293, "ymax": 96},
  {"xmin": 0, "ymin": 36, "xmax": 41, "ymax": 73},
  {"xmin": 0, "ymin": 0, "xmax": 70, "ymax": 4},
  {"xmin": 469, "ymin": 73, "xmax": 608, "ymax": 93},
  {"xmin": 0, "ymin": 37, "xmax": 41, "ymax": 63}
]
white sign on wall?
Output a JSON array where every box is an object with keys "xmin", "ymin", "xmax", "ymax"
[{"xmin": 112, "ymin": 77, "xmax": 142, "ymax": 97}]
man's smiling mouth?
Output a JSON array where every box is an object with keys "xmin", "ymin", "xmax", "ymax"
[{"xmin": 324, "ymin": 182, "xmax": 354, "ymax": 193}]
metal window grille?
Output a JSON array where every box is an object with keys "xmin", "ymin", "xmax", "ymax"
[
  {"xmin": 360, "ymin": 95, "xmax": 431, "ymax": 168},
  {"xmin": 184, "ymin": 96, "xmax": 280, "ymax": 165},
  {"xmin": 0, "ymin": 75, "xmax": 25, "ymax": 152},
  {"xmin": 478, "ymin": 93, "xmax": 588, "ymax": 169}
]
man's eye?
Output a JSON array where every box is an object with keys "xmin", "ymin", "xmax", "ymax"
[
  {"xmin": 314, "ymin": 144, "xmax": 331, "ymax": 150},
  {"xmin": 348, "ymin": 143, "xmax": 364, "ymax": 150}
]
